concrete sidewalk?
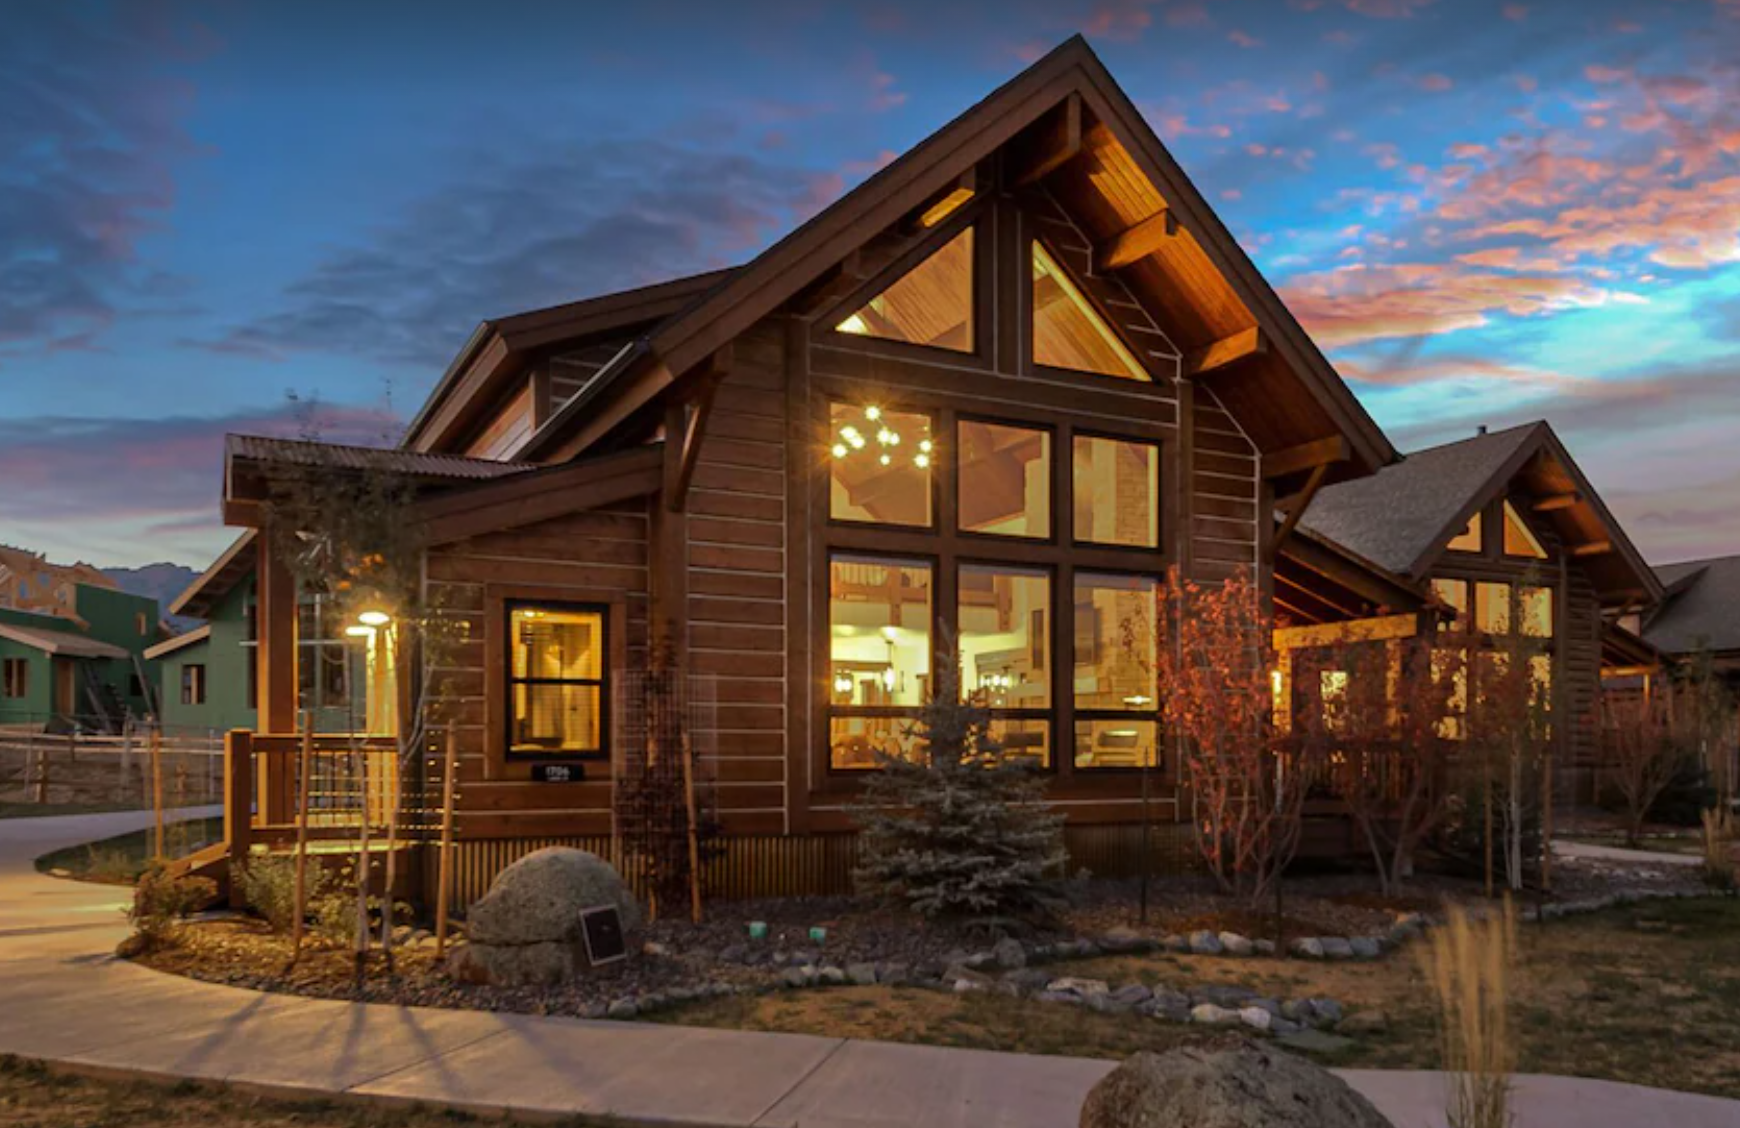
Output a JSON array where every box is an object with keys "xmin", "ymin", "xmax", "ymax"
[
  {"xmin": 3, "ymin": 811, "xmax": 1737, "ymax": 1128},
  {"xmin": 1554, "ymin": 837, "xmax": 1703, "ymax": 867}
]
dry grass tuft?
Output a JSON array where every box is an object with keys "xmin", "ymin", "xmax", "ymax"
[
  {"xmin": 1702, "ymin": 808, "xmax": 1736, "ymax": 891},
  {"xmin": 1421, "ymin": 901, "xmax": 1516, "ymax": 1128}
]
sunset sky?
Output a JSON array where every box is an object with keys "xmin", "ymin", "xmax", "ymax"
[{"xmin": 5, "ymin": 0, "xmax": 1739, "ymax": 570}]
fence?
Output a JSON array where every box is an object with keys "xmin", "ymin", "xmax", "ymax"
[{"xmin": 0, "ymin": 720, "xmax": 223, "ymax": 811}]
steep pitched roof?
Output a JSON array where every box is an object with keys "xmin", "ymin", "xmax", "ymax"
[
  {"xmin": 1646, "ymin": 555, "xmax": 1740, "ymax": 655},
  {"xmin": 169, "ymin": 531, "xmax": 256, "ymax": 619},
  {"xmin": 1300, "ymin": 421, "xmax": 1661, "ymax": 607},
  {"xmin": 498, "ymin": 36, "xmax": 1393, "ymax": 477},
  {"xmin": 1299, "ymin": 425, "xmax": 1537, "ymax": 576}
]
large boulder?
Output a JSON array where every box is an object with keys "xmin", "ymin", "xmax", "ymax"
[
  {"xmin": 1079, "ymin": 1040, "xmax": 1393, "ymax": 1128},
  {"xmin": 450, "ymin": 847, "xmax": 641, "ymax": 987}
]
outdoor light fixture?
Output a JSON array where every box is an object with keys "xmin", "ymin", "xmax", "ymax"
[
  {"xmin": 344, "ymin": 625, "xmax": 375, "ymax": 638},
  {"xmin": 358, "ymin": 609, "xmax": 390, "ymax": 627}
]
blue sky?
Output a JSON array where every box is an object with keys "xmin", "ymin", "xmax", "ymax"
[{"xmin": 5, "ymin": 0, "xmax": 1739, "ymax": 568}]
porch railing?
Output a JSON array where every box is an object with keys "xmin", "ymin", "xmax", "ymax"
[{"xmin": 224, "ymin": 730, "xmax": 435, "ymax": 858}]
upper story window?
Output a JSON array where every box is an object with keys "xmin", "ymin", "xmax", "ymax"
[
  {"xmin": 181, "ymin": 664, "xmax": 207, "ymax": 706},
  {"xmin": 1031, "ymin": 242, "xmax": 1149, "ymax": 382},
  {"xmin": 958, "ymin": 419, "xmax": 1050, "ymax": 539},
  {"xmin": 1432, "ymin": 578, "xmax": 1469, "ymax": 631},
  {"xmin": 508, "ymin": 604, "xmax": 607, "ymax": 758},
  {"xmin": 1502, "ymin": 500, "xmax": 1547, "ymax": 559},
  {"xmin": 1073, "ymin": 434, "xmax": 1159, "ymax": 548},
  {"xmin": 829, "ymin": 402, "xmax": 934, "ymax": 527},
  {"xmin": 835, "ymin": 227, "xmax": 974, "ymax": 353},
  {"xmin": 1446, "ymin": 513, "xmax": 1483, "ymax": 553}
]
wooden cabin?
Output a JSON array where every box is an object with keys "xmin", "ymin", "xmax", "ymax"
[
  {"xmin": 1295, "ymin": 421, "xmax": 1664, "ymax": 804},
  {"xmin": 214, "ymin": 37, "xmax": 1412, "ymax": 905}
]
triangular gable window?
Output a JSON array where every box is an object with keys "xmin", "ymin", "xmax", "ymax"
[
  {"xmin": 1446, "ymin": 513, "xmax": 1482, "ymax": 553},
  {"xmin": 1031, "ymin": 243, "xmax": 1149, "ymax": 381},
  {"xmin": 1503, "ymin": 500, "xmax": 1547, "ymax": 559},
  {"xmin": 835, "ymin": 228, "xmax": 973, "ymax": 353}
]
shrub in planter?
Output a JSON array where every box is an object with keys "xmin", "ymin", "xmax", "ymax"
[
  {"xmin": 1648, "ymin": 759, "xmax": 1719, "ymax": 828},
  {"xmin": 123, "ymin": 865, "xmax": 217, "ymax": 954},
  {"xmin": 235, "ymin": 853, "xmax": 340, "ymax": 935}
]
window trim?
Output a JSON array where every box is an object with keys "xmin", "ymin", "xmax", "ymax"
[
  {"xmin": 503, "ymin": 598, "xmax": 611, "ymax": 762},
  {"xmin": 958, "ymin": 559, "xmax": 1057, "ymax": 770},
  {"xmin": 821, "ymin": 208, "xmax": 986, "ymax": 365},
  {"xmin": 1, "ymin": 657, "xmax": 27, "ymax": 700},
  {"xmin": 483, "ymin": 584, "xmax": 627, "ymax": 777},
  {"xmin": 1028, "ymin": 235, "xmax": 1156, "ymax": 385},
  {"xmin": 1068, "ymin": 427, "xmax": 1163, "ymax": 552},
  {"xmin": 181, "ymin": 663, "xmax": 207, "ymax": 707},
  {"xmin": 955, "ymin": 413, "xmax": 1056, "ymax": 545}
]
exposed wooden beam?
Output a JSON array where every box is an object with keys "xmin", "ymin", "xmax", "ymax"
[
  {"xmin": 667, "ymin": 346, "xmax": 730, "ymax": 512},
  {"xmin": 1533, "ymin": 492, "xmax": 1582, "ymax": 512},
  {"xmin": 1094, "ymin": 208, "xmax": 1178, "ymax": 272},
  {"xmin": 1270, "ymin": 462, "xmax": 1330, "ymax": 564},
  {"xmin": 788, "ymin": 249, "xmax": 866, "ymax": 317},
  {"xmin": 1571, "ymin": 540, "xmax": 1613, "ymax": 558},
  {"xmin": 1265, "ymin": 435, "xmax": 1350, "ymax": 480},
  {"xmin": 1010, "ymin": 93, "xmax": 1081, "ymax": 187},
  {"xmin": 1182, "ymin": 327, "xmax": 1267, "ymax": 378},
  {"xmin": 422, "ymin": 446, "xmax": 664, "ymax": 545}
]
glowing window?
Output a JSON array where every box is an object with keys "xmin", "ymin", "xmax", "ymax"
[
  {"xmin": 1475, "ymin": 582, "xmax": 1511, "ymax": 634},
  {"xmin": 1074, "ymin": 718, "xmax": 1158, "ymax": 770},
  {"xmin": 1073, "ymin": 573, "xmax": 1161, "ymax": 769},
  {"xmin": 1519, "ymin": 585, "xmax": 1554, "ymax": 638},
  {"xmin": 1073, "ymin": 435, "xmax": 1159, "ymax": 548},
  {"xmin": 1431, "ymin": 578, "xmax": 1469, "ymax": 632},
  {"xmin": 1032, "ymin": 243, "xmax": 1149, "ymax": 381},
  {"xmin": 829, "ymin": 402, "xmax": 934, "ymax": 527},
  {"xmin": 829, "ymin": 555, "xmax": 933, "ymax": 769},
  {"xmin": 509, "ymin": 605, "xmax": 606, "ymax": 756},
  {"xmin": 959, "ymin": 420, "xmax": 1050, "ymax": 538},
  {"xmin": 1503, "ymin": 501, "xmax": 1547, "ymax": 558},
  {"xmin": 1433, "ymin": 648, "xmax": 1468, "ymax": 741},
  {"xmin": 1447, "ymin": 512, "xmax": 1483, "ymax": 553},
  {"xmin": 959, "ymin": 566, "xmax": 1051, "ymax": 710},
  {"xmin": 836, "ymin": 228, "xmax": 973, "ymax": 353}
]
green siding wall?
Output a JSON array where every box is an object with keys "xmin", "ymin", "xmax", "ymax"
[
  {"xmin": 158, "ymin": 576, "xmax": 258, "ymax": 735},
  {"xmin": 0, "ymin": 584, "xmax": 161, "ymax": 727}
]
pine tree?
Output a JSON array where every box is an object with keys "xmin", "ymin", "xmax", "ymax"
[{"xmin": 851, "ymin": 659, "xmax": 1066, "ymax": 922}]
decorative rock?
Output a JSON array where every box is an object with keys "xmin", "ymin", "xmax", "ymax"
[
  {"xmin": 1290, "ymin": 937, "xmax": 1326, "ymax": 959},
  {"xmin": 1339, "ymin": 1010, "xmax": 1388, "ymax": 1035},
  {"xmin": 992, "ymin": 936, "xmax": 1027, "ymax": 970},
  {"xmin": 452, "ymin": 847, "xmax": 642, "ymax": 987},
  {"xmin": 962, "ymin": 950, "xmax": 997, "ymax": 971},
  {"xmin": 1270, "ymin": 1017, "xmax": 1304, "ymax": 1036},
  {"xmin": 606, "ymin": 998, "xmax": 639, "ymax": 1019},
  {"xmin": 1280, "ymin": 998, "xmax": 1317, "ymax": 1024},
  {"xmin": 1099, "ymin": 927, "xmax": 1151, "ymax": 954},
  {"xmin": 1047, "ymin": 976, "xmax": 1110, "ymax": 998},
  {"xmin": 879, "ymin": 961, "xmax": 910, "ymax": 985},
  {"xmin": 1349, "ymin": 937, "xmax": 1383, "ymax": 960},
  {"xmin": 1188, "ymin": 930, "xmax": 1224, "ymax": 955},
  {"xmin": 1218, "ymin": 931, "xmax": 1254, "ymax": 957},
  {"xmin": 1005, "ymin": 968, "xmax": 1054, "ymax": 995},
  {"xmin": 1238, "ymin": 1005, "xmax": 1274, "ymax": 1032},
  {"xmin": 1109, "ymin": 983, "xmax": 1154, "ymax": 1009},
  {"xmin": 1247, "ymin": 996, "xmax": 1283, "ymax": 1017},
  {"xmin": 719, "ymin": 943, "xmax": 748, "ymax": 963},
  {"xmin": 1036, "ymin": 990, "xmax": 1082, "ymax": 1006},
  {"xmin": 1278, "ymin": 1029, "xmax": 1358, "ymax": 1055},
  {"xmin": 953, "ymin": 976, "xmax": 987, "ymax": 994},
  {"xmin": 846, "ymin": 962, "xmax": 879, "ymax": 986},
  {"xmin": 1193, "ymin": 984, "xmax": 1257, "ymax": 1008},
  {"xmin": 780, "ymin": 966, "xmax": 816, "ymax": 989},
  {"xmin": 1078, "ymin": 1041, "xmax": 1393, "ymax": 1128},
  {"xmin": 1149, "ymin": 990, "xmax": 1192, "ymax": 1023},
  {"xmin": 1162, "ymin": 934, "xmax": 1190, "ymax": 953},
  {"xmin": 1319, "ymin": 937, "xmax": 1356, "ymax": 960},
  {"xmin": 817, "ymin": 965, "xmax": 848, "ymax": 985},
  {"xmin": 1254, "ymin": 939, "xmax": 1277, "ymax": 956},
  {"xmin": 642, "ymin": 940, "xmax": 671, "ymax": 958},
  {"xmin": 1308, "ymin": 998, "xmax": 1344, "ymax": 1026},
  {"xmin": 1190, "ymin": 1003, "xmax": 1241, "ymax": 1025}
]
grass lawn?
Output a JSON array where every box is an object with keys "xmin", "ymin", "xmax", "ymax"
[
  {"xmin": 33, "ymin": 817, "xmax": 224, "ymax": 884},
  {"xmin": 658, "ymin": 896, "xmax": 1740, "ymax": 1100},
  {"xmin": 0, "ymin": 1055, "xmax": 611, "ymax": 1127}
]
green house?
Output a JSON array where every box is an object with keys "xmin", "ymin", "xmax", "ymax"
[{"xmin": 0, "ymin": 584, "xmax": 163, "ymax": 731}]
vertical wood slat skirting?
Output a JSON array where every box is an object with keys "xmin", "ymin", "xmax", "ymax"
[{"xmin": 430, "ymin": 822, "xmax": 1197, "ymax": 913}]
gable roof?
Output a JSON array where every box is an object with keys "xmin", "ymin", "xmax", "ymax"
[
  {"xmin": 1300, "ymin": 421, "xmax": 1661, "ymax": 607},
  {"xmin": 169, "ymin": 531, "xmax": 256, "ymax": 619},
  {"xmin": 0, "ymin": 621, "xmax": 129, "ymax": 660},
  {"xmin": 1645, "ymin": 555, "xmax": 1740, "ymax": 655},
  {"xmin": 143, "ymin": 624, "xmax": 211, "ymax": 661},
  {"xmin": 492, "ymin": 36, "xmax": 1393, "ymax": 477}
]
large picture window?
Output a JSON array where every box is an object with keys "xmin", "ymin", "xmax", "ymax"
[
  {"xmin": 960, "ymin": 565, "xmax": 1051, "ymax": 766},
  {"xmin": 829, "ymin": 555, "xmax": 932, "ymax": 769},
  {"xmin": 1073, "ymin": 434, "xmax": 1159, "ymax": 548},
  {"xmin": 829, "ymin": 402, "xmax": 935, "ymax": 527},
  {"xmin": 508, "ymin": 604, "xmax": 607, "ymax": 757},
  {"xmin": 958, "ymin": 420, "xmax": 1050, "ymax": 539},
  {"xmin": 836, "ymin": 227, "xmax": 974, "ymax": 353},
  {"xmin": 1073, "ymin": 573, "xmax": 1161, "ymax": 769},
  {"xmin": 1031, "ymin": 243, "xmax": 1149, "ymax": 381}
]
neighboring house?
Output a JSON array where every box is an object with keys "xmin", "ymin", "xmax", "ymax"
[
  {"xmin": 0, "ymin": 583, "xmax": 163, "ymax": 732},
  {"xmin": 0, "ymin": 544, "xmax": 116, "ymax": 623},
  {"xmin": 211, "ymin": 38, "xmax": 1405, "ymax": 900},
  {"xmin": 1297, "ymin": 421, "xmax": 1663, "ymax": 801},
  {"xmin": 1635, "ymin": 554, "xmax": 1740, "ymax": 791}
]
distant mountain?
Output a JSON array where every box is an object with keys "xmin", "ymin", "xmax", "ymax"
[{"xmin": 103, "ymin": 563, "xmax": 202, "ymax": 633}]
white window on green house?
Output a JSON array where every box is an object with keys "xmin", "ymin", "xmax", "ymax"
[{"xmin": 181, "ymin": 664, "xmax": 206, "ymax": 706}]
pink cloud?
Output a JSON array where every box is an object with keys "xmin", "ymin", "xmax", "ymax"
[
  {"xmin": 1228, "ymin": 29, "xmax": 1263, "ymax": 48},
  {"xmin": 1502, "ymin": 4, "xmax": 1528, "ymax": 19},
  {"xmin": 1417, "ymin": 74, "xmax": 1454, "ymax": 93}
]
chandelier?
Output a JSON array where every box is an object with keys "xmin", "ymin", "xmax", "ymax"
[{"xmin": 830, "ymin": 404, "xmax": 933, "ymax": 469}]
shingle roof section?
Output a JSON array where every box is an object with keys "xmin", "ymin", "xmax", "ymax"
[
  {"xmin": 1646, "ymin": 555, "xmax": 1740, "ymax": 654},
  {"xmin": 227, "ymin": 435, "xmax": 533, "ymax": 481},
  {"xmin": 1297, "ymin": 423, "xmax": 1538, "ymax": 577}
]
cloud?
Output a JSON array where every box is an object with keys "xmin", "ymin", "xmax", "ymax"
[
  {"xmin": 0, "ymin": 401, "xmax": 397, "ymax": 567},
  {"xmin": 0, "ymin": 5, "xmax": 208, "ymax": 359},
  {"xmin": 1416, "ymin": 73, "xmax": 1454, "ymax": 92},
  {"xmin": 188, "ymin": 137, "xmax": 846, "ymax": 369},
  {"xmin": 1228, "ymin": 30, "xmax": 1263, "ymax": 48}
]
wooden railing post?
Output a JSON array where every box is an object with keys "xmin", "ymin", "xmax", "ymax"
[{"xmin": 224, "ymin": 729, "xmax": 254, "ymax": 908}]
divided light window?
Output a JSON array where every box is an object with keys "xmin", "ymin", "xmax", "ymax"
[
  {"xmin": 960, "ymin": 565, "xmax": 1051, "ymax": 767},
  {"xmin": 829, "ymin": 402, "xmax": 934, "ymax": 527},
  {"xmin": 1503, "ymin": 501, "xmax": 1547, "ymax": 559},
  {"xmin": 1031, "ymin": 243, "xmax": 1149, "ymax": 382},
  {"xmin": 1073, "ymin": 434, "xmax": 1159, "ymax": 548},
  {"xmin": 508, "ymin": 604, "xmax": 607, "ymax": 758},
  {"xmin": 1431, "ymin": 578, "xmax": 1468, "ymax": 632},
  {"xmin": 958, "ymin": 419, "xmax": 1050, "ymax": 539},
  {"xmin": 829, "ymin": 555, "xmax": 932, "ymax": 770},
  {"xmin": 1, "ymin": 658, "xmax": 25, "ymax": 699},
  {"xmin": 835, "ymin": 227, "xmax": 974, "ymax": 353},
  {"xmin": 1073, "ymin": 574, "xmax": 1161, "ymax": 770},
  {"xmin": 181, "ymin": 664, "xmax": 207, "ymax": 706}
]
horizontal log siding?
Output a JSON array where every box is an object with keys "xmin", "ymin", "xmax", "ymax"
[
  {"xmin": 1189, "ymin": 389, "xmax": 1260, "ymax": 583},
  {"xmin": 547, "ymin": 337, "xmax": 636, "ymax": 412},
  {"xmin": 687, "ymin": 322, "xmax": 790, "ymax": 832},
  {"xmin": 425, "ymin": 501, "xmax": 650, "ymax": 840}
]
